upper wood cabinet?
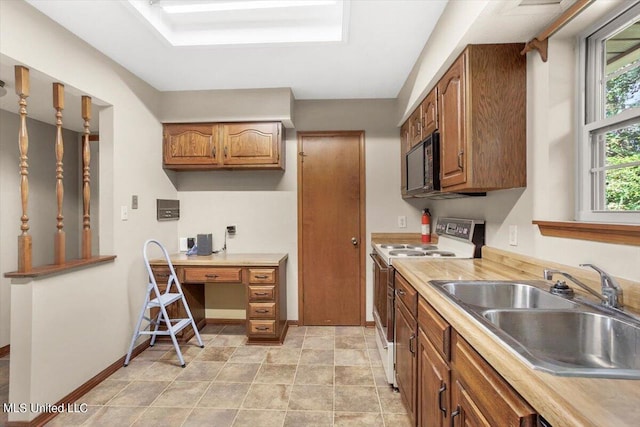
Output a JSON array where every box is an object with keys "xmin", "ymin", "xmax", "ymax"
[
  {"xmin": 400, "ymin": 121, "xmax": 411, "ymax": 198},
  {"xmin": 163, "ymin": 121, "xmax": 284, "ymax": 171},
  {"xmin": 437, "ymin": 44, "xmax": 526, "ymax": 192},
  {"xmin": 163, "ymin": 123, "xmax": 220, "ymax": 168},
  {"xmin": 408, "ymin": 105, "xmax": 424, "ymax": 148},
  {"xmin": 421, "ymin": 87, "xmax": 438, "ymax": 137}
]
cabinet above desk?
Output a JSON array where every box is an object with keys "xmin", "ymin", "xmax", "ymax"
[{"xmin": 149, "ymin": 253, "xmax": 288, "ymax": 345}]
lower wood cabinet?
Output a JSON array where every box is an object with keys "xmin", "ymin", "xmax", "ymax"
[{"xmin": 395, "ymin": 272, "xmax": 539, "ymax": 427}]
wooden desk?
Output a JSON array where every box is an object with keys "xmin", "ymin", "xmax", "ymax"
[{"xmin": 149, "ymin": 253, "xmax": 288, "ymax": 345}]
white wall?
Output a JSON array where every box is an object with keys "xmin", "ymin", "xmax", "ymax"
[{"xmin": 0, "ymin": 1, "xmax": 177, "ymax": 421}]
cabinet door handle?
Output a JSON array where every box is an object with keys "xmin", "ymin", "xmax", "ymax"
[
  {"xmin": 212, "ymin": 145, "xmax": 216, "ymax": 158},
  {"xmin": 255, "ymin": 274, "xmax": 269, "ymax": 279},
  {"xmin": 457, "ymin": 151, "xmax": 464, "ymax": 170},
  {"xmin": 396, "ymin": 289, "xmax": 406, "ymax": 297},
  {"xmin": 224, "ymin": 146, "xmax": 228, "ymax": 157},
  {"xmin": 409, "ymin": 334, "xmax": 416, "ymax": 354},
  {"xmin": 438, "ymin": 383, "xmax": 447, "ymax": 416},
  {"xmin": 451, "ymin": 406, "xmax": 460, "ymax": 427},
  {"xmin": 205, "ymin": 274, "xmax": 219, "ymax": 279}
]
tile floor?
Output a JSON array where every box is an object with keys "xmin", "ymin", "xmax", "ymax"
[{"xmin": 2, "ymin": 325, "xmax": 412, "ymax": 426}]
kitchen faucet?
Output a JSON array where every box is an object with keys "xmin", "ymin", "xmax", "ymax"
[{"xmin": 543, "ymin": 264, "xmax": 624, "ymax": 309}]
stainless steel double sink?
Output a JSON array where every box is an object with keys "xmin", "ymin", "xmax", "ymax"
[{"xmin": 430, "ymin": 280, "xmax": 640, "ymax": 379}]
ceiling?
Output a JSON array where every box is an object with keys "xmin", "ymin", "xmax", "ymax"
[{"xmin": 24, "ymin": 0, "xmax": 449, "ymax": 100}]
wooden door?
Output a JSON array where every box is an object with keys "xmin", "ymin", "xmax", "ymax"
[
  {"xmin": 395, "ymin": 299, "xmax": 417, "ymax": 424},
  {"xmin": 451, "ymin": 379, "xmax": 491, "ymax": 427},
  {"xmin": 298, "ymin": 131, "xmax": 365, "ymax": 325},
  {"xmin": 221, "ymin": 122, "xmax": 281, "ymax": 166},
  {"xmin": 438, "ymin": 53, "xmax": 467, "ymax": 189},
  {"xmin": 163, "ymin": 123, "xmax": 219, "ymax": 167},
  {"xmin": 418, "ymin": 329, "xmax": 450, "ymax": 427}
]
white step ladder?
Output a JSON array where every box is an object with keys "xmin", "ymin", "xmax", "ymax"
[{"xmin": 124, "ymin": 239, "xmax": 204, "ymax": 368}]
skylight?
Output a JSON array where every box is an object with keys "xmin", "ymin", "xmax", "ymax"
[{"xmin": 127, "ymin": 0, "xmax": 348, "ymax": 46}]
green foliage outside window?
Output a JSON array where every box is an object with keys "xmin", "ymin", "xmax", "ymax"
[{"xmin": 604, "ymin": 65, "xmax": 640, "ymax": 211}]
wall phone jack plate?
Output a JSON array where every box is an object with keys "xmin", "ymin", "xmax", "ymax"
[{"xmin": 226, "ymin": 225, "xmax": 236, "ymax": 235}]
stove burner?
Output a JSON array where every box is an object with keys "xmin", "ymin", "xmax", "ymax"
[
  {"xmin": 424, "ymin": 250, "xmax": 456, "ymax": 257},
  {"xmin": 388, "ymin": 250, "xmax": 426, "ymax": 257},
  {"xmin": 380, "ymin": 244, "xmax": 408, "ymax": 249},
  {"xmin": 405, "ymin": 244, "xmax": 438, "ymax": 251}
]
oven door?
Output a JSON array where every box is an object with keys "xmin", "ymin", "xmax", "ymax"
[
  {"xmin": 386, "ymin": 265, "xmax": 395, "ymax": 342},
  {"xmin": 370, "ymin": 252, "xmax": 388, "ymax": 331}
]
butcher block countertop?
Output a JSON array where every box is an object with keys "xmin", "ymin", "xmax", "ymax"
[
  {"xmin": 149, "ymin": 252, "xmax": 288, "ymax": 267},
  {"xmin": 392, "ymin": 246, "xmax": 640, "ymax": 427}
]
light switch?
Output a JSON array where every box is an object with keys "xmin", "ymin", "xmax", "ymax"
[
  {"xmin": 132, "ymin": 195, "xmax": 138, "ymax": 209},
  {"xmin": 121, "ymin": 205, "xmax": 128, "ymax": 221},
  {"xmin": 398, "ymin": 216, "xmax": 407, "ymax": 228},
  {"xmin": 509, "ymin": 225, "xmax": 518, "ymax": 246}
]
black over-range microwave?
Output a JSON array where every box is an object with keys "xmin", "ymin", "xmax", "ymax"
[{"xmin": 406, "ymin": 131, "xmax": 440, "ymax": 196}]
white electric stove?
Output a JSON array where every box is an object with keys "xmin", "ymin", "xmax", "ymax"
[{"xmin": 372, "ymin": 218, "xmax": 485, "ymax": 387}]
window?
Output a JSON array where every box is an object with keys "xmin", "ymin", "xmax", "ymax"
[{"xmin": 578, "ymin": 2, "xmax": 640, "ymax": 224}]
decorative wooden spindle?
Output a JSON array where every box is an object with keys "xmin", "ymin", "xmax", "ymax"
[
  {"xmin": 53, "ymin": 83, "xmax": 66, "ymax": 264},
  {"xmin": 15, "ymin": 66, "xmax": 32, "ymax": 272},
  {"xmin": 81, "ymin": 96, "xmax": 92, "ymax": 259}
]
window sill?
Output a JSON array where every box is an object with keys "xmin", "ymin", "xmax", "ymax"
[
  {"xmin": 533, "ymin": 220, "xmax": 640, "ymax": 246},
  {"xmin": 4, "ymin": 255, "xmax": 117, "ymax": 279}
]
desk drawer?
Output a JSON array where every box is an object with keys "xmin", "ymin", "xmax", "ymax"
[
  {"xmin": 184, "ymin": 267, "xmax": 242, "ymax": 283},
  {"xmin": 249, "ymin": 302, "xmax": 276, "ymax": 318},
  {"xmin": 249, "ymin": 268, "xmax": 276, "ymax": 284},
  {"xmin": 151, "ymin": 266, "xmax": 171, "ymax": 283},
  {"xmin": 249, "ymin": 320, "xmax": 276, "ymax": 335},
  {"xmin": 248, "ymin": 285, "xmax": 275, "ymax": 301}
]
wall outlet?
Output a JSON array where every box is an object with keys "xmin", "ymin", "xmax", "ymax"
[
  {"xmin": 227, "ymin": 225, "xmax": 237, "ymax": 235},
  {"xmin": 509, "ymin": 225, "xmax": 518, "ymax": 246},
  {"xmin": 132, "ymin": 195, "xmax": 138, "ymax": 209},
  {"xmin": 120, "ymin": 205, "xmax": 128, "ymax": 221},
  {"xmin": 398, "ymin": 215, "xmax": 407, "ymax": 228}
]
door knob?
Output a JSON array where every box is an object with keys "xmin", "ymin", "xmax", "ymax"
[{"xmin": 351, "ymin": 237, "xmax": 358, "ymax": 246}]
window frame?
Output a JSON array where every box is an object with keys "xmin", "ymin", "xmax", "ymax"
[{"xmin": 577, "ymin": 1, "xmax": 640, "ymax": 224}]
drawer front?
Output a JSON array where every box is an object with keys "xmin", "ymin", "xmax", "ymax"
[
  {"xmin": 395, "ymin": 273, "xmax": 418, "ymax": 317},
  {"xmin": 418, "ymin": 297, "xmax": 451, "ymax": 361},
  {"xmin": 248, "ymin": 302, "xmax": 276, "ymax": 318},
  {"xmin": 151, "ymin": 267, "xmax": 171, "ymax": 284},
  {"xmin": 248, "ymin": 285, "xmax": 275, "ymax": 301},
  {"xmin": 249, "ymin": 268, "xmax": 276, "ymax": 284},
  {"xmin": 184, "ymin": 267, "xmax": 242, "ymax": 283},
  {"xmin": 248, "ymin": 320, "xmax": 276, "ymax": 335}
]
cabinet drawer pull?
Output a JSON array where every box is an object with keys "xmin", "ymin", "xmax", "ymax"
[
  {"xmin": 205, "ymin": 274, "xmax": 219, "ymax": 279},
  {"xmin": 254, "ymin": 274, "xmax": 269, "ymax": 279},
  {"xmin": 254, "ymin": 292, "xmax": 269, "ymax": 296},
  {"xmin": 255, "ymin": 309, "xmax": 270, "ymax": 313},
  {"xmin": 438, "ymin": 383, "xmax": 447, "ymax": 416},
  {"xmin": 409, "ymin": 334, "xmax": 416, "ymax": 354},
  {"xmin": 256, "ymin": 326, "xmax": 270, "ymax": 331},
  {"xmin": 451, "ymin": 406, "xmax": 460, "ymax": 427}
]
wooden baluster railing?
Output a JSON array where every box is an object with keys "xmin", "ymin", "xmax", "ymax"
[
  {"xmin": 15, "ymin": 66, "xmax": 32, "ymax": 272},
  {"xmin": 53, "ymin": 83, "xmax": 65, "ymax": 264},
  {"xmin": 81, "ymin": 96, "xmax": 92, "ymax": 259}
]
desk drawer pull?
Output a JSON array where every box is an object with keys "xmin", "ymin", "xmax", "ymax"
[
  {"xmin": 255, "ymin": 292, "xmax": 269, "ymax": 296},
  {"xmin": 256, "ymin": 309, "xmax": 270, "ymax": 313},
  {"xmin": 256, "ymin": 326, "xmax": 270, "ymax": 331},
  {"xmin": 205, "ymin": 274, "xmax": 219, "ymax": 279},
  {"xmin": 255, "ymin": 274, "xmax": 269, "ymax": 279}
]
